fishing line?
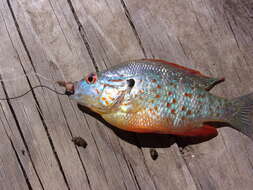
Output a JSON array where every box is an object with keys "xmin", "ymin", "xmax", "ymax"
[
  {"xmin": 0, "ymin": 71, "xmax": 66, "ymax": 100},
  {"xmin": 0, "ymin": 85, "xmax": 66, "ymax": 100}
]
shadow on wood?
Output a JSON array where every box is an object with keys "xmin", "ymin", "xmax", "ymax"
[{"xmin": 77, "ymin": 104, "xmax": 218, "ymax": 148}]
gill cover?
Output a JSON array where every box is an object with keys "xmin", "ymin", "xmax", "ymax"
[
  {"xmin": 99, "ymin": 79, "xmax": 135, "ymax": 109},
  {"xmin": 71, "ymin": 72, "xmax": 135, "ymax": 114}
]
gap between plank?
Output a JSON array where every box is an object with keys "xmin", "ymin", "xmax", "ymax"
[
  {"xmin": 119, "ymin": 0, "xmax": 147, "ymax": 57},
  {"xmin": 56, "ymin": 95, "xmax": 92, "ymax": 189},
  {"xmin": 66, "ymin": 0, "xmax": 99, "ymax": 72}
]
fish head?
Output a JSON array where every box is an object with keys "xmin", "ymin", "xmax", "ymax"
[{"xmin": 70, "ymin": 72, "xmax": 134, "ymax": 114}]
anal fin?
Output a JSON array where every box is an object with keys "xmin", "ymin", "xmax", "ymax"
[{"xmin": 171, "ymin": 125, "xmax": 218, "ymax": 139}]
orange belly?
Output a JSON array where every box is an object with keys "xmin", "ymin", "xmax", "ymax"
[
  {"xmin": 101, "ymin": 111, "xmax": 218, "ymax": 138},
  {"xmin": 102, "ymin": 111, "xmax": 174, "ymax": 133}
]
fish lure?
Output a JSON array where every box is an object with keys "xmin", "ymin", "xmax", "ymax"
[{"xmin": 59, "ymin": 59, "xmax": 253, "ymax": 139}]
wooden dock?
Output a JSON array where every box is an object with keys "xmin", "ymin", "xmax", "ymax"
[{"xmin": 0, "ymin": 0, "xmax": 252, "ymax": 189}]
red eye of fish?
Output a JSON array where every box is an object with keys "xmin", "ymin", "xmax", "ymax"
[{"xmin": 85, "ymin": 73, "xmax": 97, "ymax": 84}]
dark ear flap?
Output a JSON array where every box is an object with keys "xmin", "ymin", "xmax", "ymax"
[{"xmin": 127, "ymin": 79, "xmax": 135, "ymax": 88}]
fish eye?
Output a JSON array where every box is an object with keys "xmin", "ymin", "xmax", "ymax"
[{"xmin": 85, "ymin": 73, "xmax": 97, "ymax": 84}]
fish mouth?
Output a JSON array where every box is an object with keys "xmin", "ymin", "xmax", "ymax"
[
  {"xmin": 56, "ymin": 80, "xmax": 75, "ymax": 96},
  {"xmin": 57, "ymin": 80, "xmax": 99, "ymax": 106}
]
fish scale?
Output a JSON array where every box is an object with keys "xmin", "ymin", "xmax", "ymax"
[
  {"xmin": 68, "ymin": 59, "xmax": 253, "ymax": 139},
  {"xmin": 133, "ymin": 74, "xmax": 224, "ymax": 130},
  {"xmin": 100, "ymin": 61, "xmax": 225, "ymax": 132}
]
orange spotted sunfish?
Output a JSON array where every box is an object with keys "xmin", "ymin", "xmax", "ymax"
[{"xmin": 59, "ymin": 59, "xmax": 253, "ymax": 140}]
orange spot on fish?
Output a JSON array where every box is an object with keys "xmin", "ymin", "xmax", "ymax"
[
  {"xmin": 184, "ymin": 93, "xmax": 192, "ymax": 98},
  {"xmin": 105, "ymin": 100, "xmax": 109, "ymax": 105},
  {"xmin": 149, "ymin": 108, "xmax": 154, "ymax": 114},
  {"xmin": 157, "ymin": 85, "xmax": 161, "ymax": 89},
  {"xmin": 172, "ymin": 99, "xmax": 177, "ymax": 104},
  {"xmin": 171, "ymin": 109, "xmax": 176, "ymax": 114},
  {"xmin": 101, "ymin": 97, "xmax": 107, "ymax": 101},
  {"xmin": 155, "ymin": 94, "xmax": 160, "ymax": 98},
  {"xmin": 168, "ymin": 91, "xmax": 173, "ymax": 96},
  {"xmin": 154, "ymin": 106, "xmax": 158, "ymax": 111},
  {"xmin": 108, "ymin": 96, "xmax": 115, "ymax": 101},
  {"xmin": 167, "ymin": 103, "xmax": 171, "ymax": 108},
  {"xmin": 187, "ymin": 110, "xmax": 192, "ymax": 115},
  {"xmin": 181, "ymin": 106, "xmax": 186, "ymax": 111},
  {"xmin": 152, "ymin": 79, "xmax": 157, "ymax": 83}
]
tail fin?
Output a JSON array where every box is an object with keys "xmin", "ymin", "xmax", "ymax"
[{"xmin": 226, "ymin": 93, "xmax": 253, "ymax": 140}]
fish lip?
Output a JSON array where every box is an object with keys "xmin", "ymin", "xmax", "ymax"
[{"xmin": 56, "ymin": 80, "xmax": 76, "ymax": 96}]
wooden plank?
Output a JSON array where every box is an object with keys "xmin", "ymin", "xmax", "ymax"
[
  {"xmin": 7, "ymin": 0, "xmax": 127, "ymax": 189},
  {"xmin": 0, "ymin": 88, "xmax": 44, "ymax": 190},
  {"xmin": 0, "ymin": 4, "xmax": 62, "ymax": 189},
  {"xmin": 67, "ymin": 0, "xmax": 198, "ymax": 189},
  {"xmin": 0, "ymin": 109, "xmax": 29, "ymax": 190},
  {"xmin": 55, "ymin": 0, "xmax": 157, "ymax": 188},
  {"xmin": 1, "ymin": 0, "xmax": 139, "ymax": 189},
  {"xmin": 121, "ymin": 0, "xmax": 253, "ymax": 189},
  {"xmin": 0, "ymin": 0, "xmax": 80, "ymax": 189},
  {"xmin": 0, "ymin": 0, "xmax": 252, "ymax": 190}
]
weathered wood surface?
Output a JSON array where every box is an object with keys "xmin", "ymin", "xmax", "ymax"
[{"xmin": 0, "ymin": 0, "xmax": 252, "ymax": 189}]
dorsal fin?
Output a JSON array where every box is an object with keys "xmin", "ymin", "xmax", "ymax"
[
  {"xmin": 140, "ymin": 59, "xmax": 225, "ymax": 91},
  {"xmin": 141, "ymin": 59, "xmax": 208, "ymax": 77}
]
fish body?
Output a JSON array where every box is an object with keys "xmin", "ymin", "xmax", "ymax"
[{"xmin": 70, "ymin": 59, "xmax": 253, "ymax": 139}]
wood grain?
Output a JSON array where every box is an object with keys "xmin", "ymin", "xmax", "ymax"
[{"xmin": 0, "ymin": 0, "xmax": 252, "ymax": 189}]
